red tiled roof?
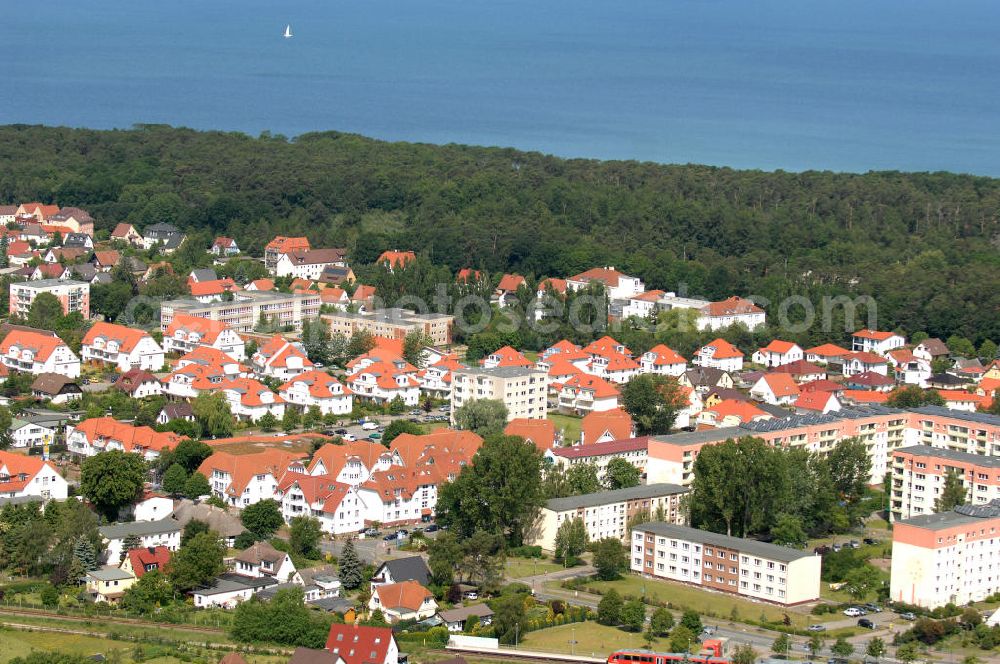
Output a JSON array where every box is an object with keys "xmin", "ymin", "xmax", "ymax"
[
  {"xmin": 0, "ymin": 328, "xmax": 68, "ymax": 362},
  {"xmin": 581, "ymin": 408, "xmax": 633, "ymax": 445},
  {"xmin": 844, "ymin": 351, "xmax": 888, "ymax": 365},
  {"xmin": 266, "ymin": 236, "xmax": 310, "ymax": 252},
  {"xmin": 551, "ymin": 436, "xmax": 649, "ymax": 459},
  {"xmin": 758, "ymin": 340, "xmax": 799, "ymax": 355},
  {"xmin": 702, "ymin": 296, "xmax": 763, "ymax": 317},
  {"xmin": 93, "ymin": 250, "xmax": 121, "ymax": 266},
  {"xmin": 644, "ymin": 344, "xmax": 685, "ymax": 366},
  {"xmin": 73, "ymin": 417, "xmax": 182, "ymax": 454},
  {"xmin": 125, "ymin": 546, "xmax": 171, "ymax": 578},
  {"xmin": 279, "ymin": 370, "xmax": 350, "ymax": 399},
  {"xmin": 377, "ymin": 250, "xmax": 415, "ymax": 267},
  {"xmin": 847, "ymin": 370, "xmax": 895, "ymax": 387},
  {"xmin": 83, "ymin": 322, "xmax": 151, "ymax": 353},
  {"xmin": 324, "ymin": 624, "xmax": 395, "ymax": 664},
  {"xmin": 705, "ymin": 399, "xmax": 768, "ymax": 424},
  {"xmin": 794, "ymin": 391, "xmax": 837, "ymax": 412},
  {"xmin": 484, "ymin": 345, "xmax": 533, "ymax": 368},
  {"xmin": 806, "ymin": 343, "xmax": 851, "ymax": 358},
  {"xmin": 799, "ymin": 379, "xmax": 843, "ymax": 393},
  {"xmin": 697, "ymin": 338, "xmax": 743, "ymax": 360},
  {"xmin": 372, "ymin": 580, "xmax": 432, "ymax": 612},
  {"xmin": 569, "ymin": 267, "xmax": 627, "ymax": 287},
  {"xmin": 166, "ymin": 313, "xmax": 231, "ymax": 345},
  {"xmin": 504, "ymin": 418, "xmax": 557, "ymax": 452},
  {"xmin": 759, "ymin": 373, "xmax": 800, "ymax": 398},
  {"xmin": 538, "ymin": 278, "xmax": 567, "ymax": 294},
  {"xmin": 197, "ymin": 449, "xmax": 306, "ymax": 498},
  {"xmin": 497, "ymin": 274, "xmax": 526, "ymax": 292},
  {"xmin": 189, "ymin": 278, "xmax": 240, "ymax": 297},
  {"xmin": 853, "ymin": 329, "xmax": 898, "ymax": 341},
  {"xmin": 563, "ymin": 374, "xmax": 621, "ymax": 400},
  {"xmin": 0, "ymin": 451, "xmax": 58, "ymax": 492},
  {"xmin": 841, "ymin": 390, "xmax": 889, "ymax": 404},
  {"xmin": 248, "ymin": 278, "xmax": 275, "ymax": 291}
]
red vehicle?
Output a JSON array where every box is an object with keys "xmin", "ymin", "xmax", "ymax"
[{"xmin": 606, "ymin": 650, "xmax": 731, "ymax": 664}]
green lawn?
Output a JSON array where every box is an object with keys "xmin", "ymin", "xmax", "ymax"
[
  {"xmin": 522, "ymin": 621, "xmax": 662, "ymax": 657},
  {"xmin": 504, "ymin": 557, "xmax": 564, "ymax": 579},
  {"xmin": 579, "ymin": 575, "xmax": 810, "ymax": 626},
  {"xmin": 548, "ymin": 413, "xmax": 582, "ymax": 446}
]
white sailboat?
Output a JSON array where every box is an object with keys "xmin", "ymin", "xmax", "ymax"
[{"xmin": 283, "ymin": 24, "xmax": 293, "ymax": 39}]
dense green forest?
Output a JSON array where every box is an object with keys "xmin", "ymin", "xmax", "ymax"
[{"xmin": 1, "ymin": 124, "xmax": 998, "ymax": 342}]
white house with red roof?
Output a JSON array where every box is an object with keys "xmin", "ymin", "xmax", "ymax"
[
  {"xmin": 582, "ymin": 336, "xmax": 640, "ymax": 383},
  {"xmin": 66, "ymin": 417, "xmax": 183, "ymax": 460},
  {"xmin": 320, "ymin": 286, "xmax": 351, "ymax": 310},
  {"xmin": 197, "ymin": 449, "xmax": 305, "ymax": 507},
  {"xmin": 697, "ymin": 296, "xmax": 765, "ymax": 331},
  {"xmin": 279, "ymin": 370, "xmax": 353, "ymax": 415},
  {"xmin": 189, "ymin": 278, "xmax": 241, "ymax": 303},
  {"xmin": 211, "ymin": 237, "xmax": 240, "ymax": 256},
  {"xmin": 162, "ymin": 348, "xmax": 246, "ymax": 399},
  {"xmin": 481, "ymin": 345, "xmax": 533, "ymax": 369},
  {"xmin": 0, "ymin": 327, "xmax": 80, "ymax": 378},
  {"xmin": 887, "ymin": 349, "xmax": 932, "ymax": 387},
  {"xmin": 221, "ymin": 378, "xmax": 285, "ymax": 422},
  {"xmin": 120, "ymin": 546, "xmax": 171, "ymax": 580},
  {"xmin": 770, "ymin": 360, "xmax": 827, "ymax": 384},
  {"xmin": 558, "ymin": 374, "xmax": 620, "ymax": 415},
  {"xmin": 276, "ymin": 472, "xmax": 364, "ymax": 535},
  {"xmin": 851, "ymin": 329, "xmax": 906, "ymax": 356},
  {"xmin": 749, "ymin": 373, "xmax": 801, "ymax": 405},
  {"xmin": 495, "ymin": 273, "xmax": 526, "ymax": 307},
  {"xmin": 620, "ymin": 289, "xmax": 666, "ymax": 320},
  {"xmin": 347, "ymin": 360, "xmax": 420, "ymax": 406},
  {"xmin": 504, "ymin": 418, "xmax": 558, "ymax": 452},
  {"xmin": 566, "ymin": 266, "xmax": 645, "ymax": 300},
  {"xmin": 111, "ymin": 223, "xmax": 144, "ymax": 247},
  {"xmin": 251, "ymin": 337, "xmax": 313, "ymax": 381},
  {"xmin": 82, "ymin": 322, "xmax": 165, "ymax": 372},
  {"xmin": 841, "ymin": 351, "xmax": 890, "ymax": 377},
  {"xmin": 416, "ymin": 353, "xmax": 464, "ymax": 398},
  {"xmin": 163, "ymin": 313, "xmax": 246, "ymax": 360},
  {"xmin": 0, "ymin": 450, "xmax": 68, "ymax": 500},
  {"xmin": 693, "ymin": 338, "xmax": 744, "ymax": 372},
  {"xmin": 794, "ymin": 391, "xmax": 842, "ymax": 415},
  {"xmin": 324, "ymin": 624, "xmax": 398, "ymax": 664},
  {"xmin": 805, "ymin": 343, "xmax": 851, "ymax": 365},
  {"xmin": 368, "ymin": 580, "xmax": 437, "ymax": 623},
  {"xmin": 640, "ymin": 344, "xmax": 687, "ymax": 377},
  {"xmin": 307, "ymin": 441, "xmax": 392, "ymax": 483},
  {"xmin": 698, "ymin": 399, "xmax": 771, "ymax": 428},
  {"xmin": 580, "ymin": 408, "xmax": 635, "ymax": 445},
  {"xmin": 752, "ymin": 340, "xmax": 803, "ymax": 368}
]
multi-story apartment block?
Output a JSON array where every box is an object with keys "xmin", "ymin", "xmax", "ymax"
[
  {"xmin": 890, "ymin": 500, "xmax": 1000, "ymax": 608},
  {"xmin": 450, "ymin": 366, "xmax": 547, "ymax": 423},
  {"xmin": 550, "ymin": 436, "xmax": 650, "ymax": 480},
  {"xmin": 162, "ymin": 313, "xmax": 246, "ymax": 360},
  {"xmin": 264, "ymin": 236, "xmax": 310, "ymax": 271},
  {"xmin": 9, "ymin": 279, "xmax": 89, "ymax": 319},
  {"xmin": 160, "ymin": 290, "xmax": 321, "ymax": 335},
  {"xmin": 0, "ymin": 327, "xmax": 81, "ymax": 378},
  {"xmin": 274, "ymin": 248, "xmax": 348, "ymax": 280},
  {"xmin": 532, "ymin": 484, "xmax": 688, "ymax": 551},
  {"xmin": 322, "ymin": 308, "xmax": 454, "ymax": 346},
  {"xmin": 81, "ymin": 322, "xmax": 165, "ymax": 372},
  {"xmin": 631, "ymin": 522, "xmax": 821, "ymax": 606},
  {"xmin": 890, "ymin": 445, "xmax": 1000, "ymax": 521},
  {"xmin": 197, "ymin": 449, "xmax": 306, "ymax": 507},
  {"xmin": 696, "ymin": 297, "xmax": 765, "ymax": 332},
  {"xmin": 906, "ymin": 407, "xmax": 1000, "ymax": 457}
]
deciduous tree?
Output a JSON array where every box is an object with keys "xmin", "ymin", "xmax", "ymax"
[{"xmin": 80, "ymin": 450, "xmax": 147, "ymax": 521}]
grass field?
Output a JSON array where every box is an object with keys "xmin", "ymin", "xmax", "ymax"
[
  {"xmin": 0, "ymin": 624, "xmax": 287, "ymax": 664},
  {"xmin": 578, "ymin": 576, "xmax": 810, "ymax": 626},
  {"xmin": 548, "ymin": 413, "xmax": 582, "ymax": 446},
  {"xmin": 522, "ymin": 621, "xmax": 661, "ymax": 657},
  {"xmin": 504, "ymin": 557, "xmax": 564, "ymax": 579}
]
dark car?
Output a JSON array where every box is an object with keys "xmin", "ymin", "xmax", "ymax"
[
  {"xmin": 382, "ymin": 533, "xmax": 397, "ymax": 541},
  {"xmin": 813, "ymin": 545, "xmax": 831, "ymax": 555},
  {"xmin": 863, "ymin": 603, "xmax": 883, "ymax": 613},
  {"xmin": 334, "ymin": 428, "xmax": 348, "ymax": 435},
  {"xmin": 857, "ymin": 618, "xmax": 876, "ymax": 629},
  {"xmin": 863, "ymin": 537, "xmax": 877, "ymax": 545},
  {"xmin": 424, "ymin": 524, "xmax": 440, "ymax": 532}
]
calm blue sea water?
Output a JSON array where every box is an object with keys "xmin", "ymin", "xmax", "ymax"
[{"xmin": 3, "ymin": 0, "xmax": 1000, "ymax": 175}]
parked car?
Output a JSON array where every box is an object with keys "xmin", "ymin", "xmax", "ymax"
[
  {"xmin": 342, "ymin": 433, "xmax": 357, "ymax": 442},
  {"xmin": 334, "ymin": 428, "xmax": 348, "ymax": 435},
  {"xmin": 463, "ymin": 591, "xmax": 478, "ymax": 600},
  {"xmin": 438, "ymin": 405, "xmax": 450, "ymax": 412},
  {"xmin": 364, "ymin": 528, "xmax": 380, "ymax": 537},
  {"xmin": 900, "ymin": 612, "xmax": 917, "ymax": 621},
  {"xmin": 863, "ymin": 537, "xmax": 877, "ymax": 545},
  {"xmin": 848, "ymin": 540, "xmax": 861, "ymax": 549},
  {"xmin": 361, "ymin": 421, "xmax": 379, "ymax": 431},
  {"xmin": 843, "ymin": 607, "xmax": 865, "ymax": 617},
  {"xmin": 369, "ymin": 432, "xmax": 382, "ymax": 439},
  {"xmin": 409, "ymin": 409, "xmax": 422, "ymax": 416},
  {"xmin": 807, "ymin": 624, "xmax": 826, "ymax": 632},
  {"xmin": 424, "ymin": 524, "xmax": 440, "ymax": 533},
  {"xmin": 813, "ymin": 545, "xmax": 831, "ymax": 555},
  {"xmin": 863, "ymin": 603, "xmax": 883, "ymax": 613},
  {"xmin": 857, "ymin": 618, "xmax": 875, "ymax": 629},
  {"xmin": 832, "ymin": 543, "xmax": 842, "ymax": 552},
  {"xmin": 382, "ymin": 533, "xmax": 397, "ymax": 541}
]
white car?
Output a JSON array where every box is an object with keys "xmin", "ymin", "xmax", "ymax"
[
  {"xmin": 342, "ymin": 433, "xmax": 357, "ymax": 442},
  {"xmin": 843, "ymin": 607, "xmax": 864, "ymax": 617},
  {"xmin": 361, "ymin": 421, "xmax": 379, "ymax": 431}
]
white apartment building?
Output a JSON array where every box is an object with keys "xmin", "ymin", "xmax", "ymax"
[
  {"xmin": 631, "ymin": 522, "xmax": 821, "ymax": 606},
  {"xmin": 276, "ymin": 472, "xmax": 364, "ymax": 535},
  {"xmin": 162, "ymin": 313, "xmax": 246, "ymax": 360},
  {"xmin": 531, "ymin": 484, "xmax": 688, "ymax": 551},
  {"xmin": 81, "ymin": 322, "xmax": 165, "ymax": 372},
  {"xmin": 0, "ymin": 451, "xmax": 69, "ymax": 501},
  {"xmin": 890, "ymin": 501, "xmax": 1000, "ymax": 609},
  {"xmin": 852, "ymin": 329, "xmax": 906, "ymax": 356},
  {"xmin": 450, "ymin": 366, "xmax": 548, "ymax": 424},
  {"xmin": 279, "ymin": 370, "xmax": 353, "ymax": 415},
  {"xmin": 274, "ymin": 248, "xmax": 348, "ymax": 280},
  {"xmin": 160, "ymin": 290, "xmax": 321, "ymax": 335},
  {"xmin": 99, "ymin": 519, "xmax": 182, "ymax": 565},
  {"xmin": 0, "ymin": 328, "xmax": 81, "ymax": 378},
  {"xmin": 696, "ymin": 297, "xmax": 765, "ymax": 332}
]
